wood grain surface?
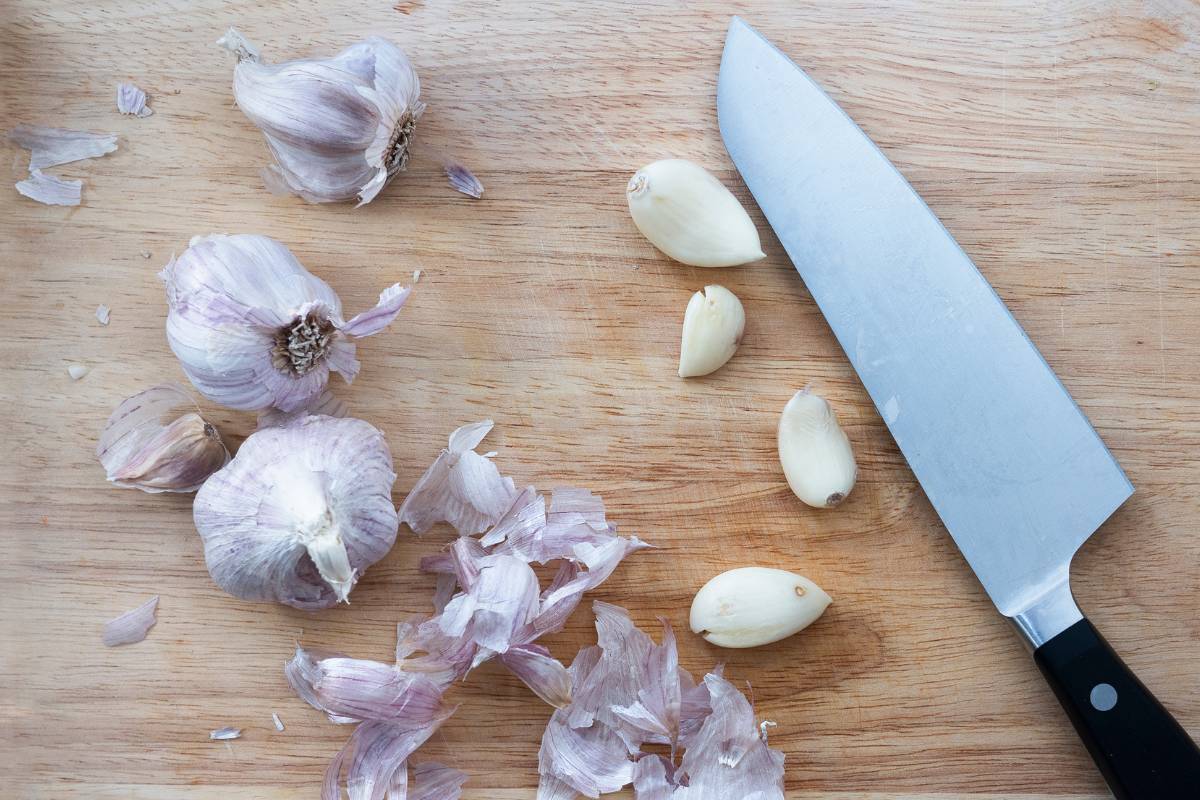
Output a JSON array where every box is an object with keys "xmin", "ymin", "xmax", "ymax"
[{"xmin": 3, "ymin": 1, "xmax": 1199, "ymax": 798}]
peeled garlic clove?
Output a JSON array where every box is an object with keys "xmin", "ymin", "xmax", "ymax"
[
  {"xmin": 626, "ymin": 159, "xmax": 765, "ymax": 268},
  {"xmin": 97, "ymin": 383, "xmax": 230, "ymax": 493},
  {"xmin": 219, "ymin": 29, "xmax": 423, "ymax": 206},
  {"xmin": 193, "ymin": 415, "xmax": 398, "ymax": 609},
  {"xmin": 678, "ymin": 285, "xmax": 745, "ymax": 377},
  {"xmin": 690, "ymin": 567, "xmax": 831, "ymax": 649},
  {"xmin": 778, "ymin": 389, "xmax": 857, "ymax": 508}
]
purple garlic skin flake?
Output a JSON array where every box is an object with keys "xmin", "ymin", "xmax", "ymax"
[
  {"xmin": 161, "ymin": 233, "xmax": 411, "ymax": 413},
  {"xmin": 195, "ymin": 415, "xmax": 398, "ymax": 609},
  {"xmin": 102, "ymin": 596, "xmax": 159, "ymax": 646},
  {"xmin": 444, "ymin": 162, "xmax": 483, "ymax": 199}
]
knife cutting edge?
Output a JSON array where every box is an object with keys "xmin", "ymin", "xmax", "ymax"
[{"xmin": 717, "ymin": 17, "xmax": 1200, "ymax": 799}]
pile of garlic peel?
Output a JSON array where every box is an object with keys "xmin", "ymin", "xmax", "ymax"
[
  {"xmin": 285, "ymin": 421, "xmax": 647, "ymax": 800},
  {"xmin": 538, "ymin": 601, "xmax": 786, "ymax": 799}
]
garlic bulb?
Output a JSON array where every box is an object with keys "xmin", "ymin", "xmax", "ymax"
[
  {"xmin": 679, "ymin": 285, "xmax": 745, "ymax": 377},
  {"xmin": 219, "ymin": 28, "xmax": 424, "ymax": 206},
  {"xmin": 690, "ymin": 567, "xmax": 831, "ymax": 648},
  {"xmin": 193, "ymin": 415, "xmax": 398, "ymax": 609},
  {"xmin": 97, "ymin": 383, "xmax": 229, "ymax": 493},
  {"xmin": 626, "ymin": 159, "xmax": 765, "ymax": 268},
  {"xmin": 778, "ymin": 389, "xmax": 857, "ymax": 508},
  {"xmin": 161, "ymin": 234, "xmax": 410, "ymax": 413}
]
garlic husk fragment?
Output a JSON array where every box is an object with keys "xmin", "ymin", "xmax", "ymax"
[
  {"xmin": 689, "ymin": 567, "xmax": 830, "ymax": 649},
  {"xmin": 626, "ymin": 159, "xmax": 765, "ymax": 268},
  {"xmin": 102, "ymin": 596, "xmax": 159, "ymax": 646},
  {"xmin": 161, "ymin": 233, "xmax": 410, "ymax": 413},
  {"xmin": 194, "ymin": 415, "xmax": 398, "ymax": 609},
  {"xmin": 97, "ymin": 383, "xmax": 230, "ymax": 493},
  {"xmin": 219, "ymin": 28, "xmax": 424, "ymax": 206},
  {"xmin": 445, "ymin": 161, "xmax": 483, "ymax": 198},
  {"xmin": 778, "ymin": 389, "xmax": 857, "ymax": 508},
  {"xmin": 116, "ymin": 82, "xmax": 153, "ymax": 117},
  {"xmin": 17, "ymin": 169, "xmax": 82, "ymax": 206},
  {"xmin": 7, "ymin": 125, "xmax": 118, "ymax": 170},
  {"xmin": 678, "ymin": 285, "xmax": 745, "ymax": 377}
]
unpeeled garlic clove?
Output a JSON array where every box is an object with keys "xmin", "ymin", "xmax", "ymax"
[
  {"xmin": 626, "ymin": 159, "xmax": 765, "ymax": 268},
  {"xmin": 97, "ymin": 384, "xmax": 230, "ymax": 493},
  {"xmin": 690, "ymin": 567, "xmax": 831, "ymax": 649},
  {"xmin": 778, "ymin": 389, "xmax": 857, "ymax": 508},
  {"xmin": 678, "ymin": 285, "xmax": 745, "ymax": 377}
]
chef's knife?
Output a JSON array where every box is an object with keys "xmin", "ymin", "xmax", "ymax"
[{"xmin": 718, "ymin": 17, "xmax": 1200, "ymax": 798}]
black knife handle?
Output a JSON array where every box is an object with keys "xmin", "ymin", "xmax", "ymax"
[{"xmin": 1034, "ymin": 618, "xmax": 1200, "ymax": 798}]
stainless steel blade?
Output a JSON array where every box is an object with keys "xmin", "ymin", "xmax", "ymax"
[{"xmin": 718, "ymin": 18, "xmax": 1132, "ymax": 641}]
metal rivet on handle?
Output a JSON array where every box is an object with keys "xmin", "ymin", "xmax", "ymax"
[{"xmin": 1090, "ymin": 683, "xmax": 1118, "ymax": 712}]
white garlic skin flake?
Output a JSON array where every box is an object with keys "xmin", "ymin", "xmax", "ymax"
[
  {"xmin": 778, "ymin": 389, "xmax": 857, "ymax": 508},
  {"xmin": 626, "ymin": 159, "xmax": 765, "ymax": 268},
  {"xmin": 193, "ymin": 415, "xmax": 398, "ymax": 610},
  {"xmin": 678, "ymin": 285, "xmax": 745, "ymax": 378},
  {"xmin": 690, "ymin": 567, "xmax": 831, "ymax": 649}
]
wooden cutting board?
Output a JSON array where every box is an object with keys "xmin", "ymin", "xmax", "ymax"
[{"xmin": 3, "ymin": 1, "xmax": 1198, "ymax": 797}]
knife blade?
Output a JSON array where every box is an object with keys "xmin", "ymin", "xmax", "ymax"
[{"xmin": 718, "ymin": 17, "xmax": 1200, "ymax": 799}]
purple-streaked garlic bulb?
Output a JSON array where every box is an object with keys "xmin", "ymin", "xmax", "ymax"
[
  {"xmin": 97, "ymin": 383, "xmax": 229, "ymax": 493},
  {"xmin": 194, "ymin": 415, "xmax": 398, "ymax": 609},
  {"xmin": 161, "ymin": 234, "xmax": 410, "ymax": 414},
  {"xmin": 218, "ymin": 28, "xmax": 424, "ymax": 206}
]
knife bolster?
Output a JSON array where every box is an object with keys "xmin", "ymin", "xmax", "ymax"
[{"xmin": 1010, "ymin": 577, "xmax": 1082, "ymax": 649}]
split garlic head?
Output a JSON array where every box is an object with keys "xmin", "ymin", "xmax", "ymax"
[
  {"xmin": 679, "ymin": 285, "xmax": 745, "ymax": 377},
  {"xmin": 161, "ymin": 234, "xmax": 410, "ymax": 413},
  {"xmin": 778, "ymin": 389, "xmax": 857, "ymax": 508},
  {"xmin": 194, "ymin": 415, "xmax": 399, "ymax": 609},
  {"xmin": 626, "ymin": 159, "xmax": 765, "ymax": 268},
  {"xmin": 690, "ymin": 567, "xmax": 831, "ymax": 649},
  {"xmin": 219, "ymin": 29, "xmax": 424, "ymax": 206},
  {"xmin": 97, "ymin": 384, "xmax": 229, "ymax": 493}
]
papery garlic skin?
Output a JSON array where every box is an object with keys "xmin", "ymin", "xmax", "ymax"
[
  {"xmin": 690, "ymin": 567, "xmax": 830, "ymax": 649},
  {"xmin": 778, "ymin": 389, "xmax": 857, "ymax": 508},
  {"xmin": 193, "ymin": 415, "xmax": 398, "ymax": 609},
  {"xmin": 679, "ymin": 285, "xmax": 745, "ymax": 377},
  {"xmin": 627, "ymin": 159, "xmax": 765, "ymax": 268},
  {"xmin": 220, "ymin": 28, "xmax": 424, "ymax": 206},
  {"xmin": 97, "ymin": 383, "xmax": 230, "ymax": 493},
  {"xmin": 161, "ymin": 234, "xmax": 410, "ymax": 413}
]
